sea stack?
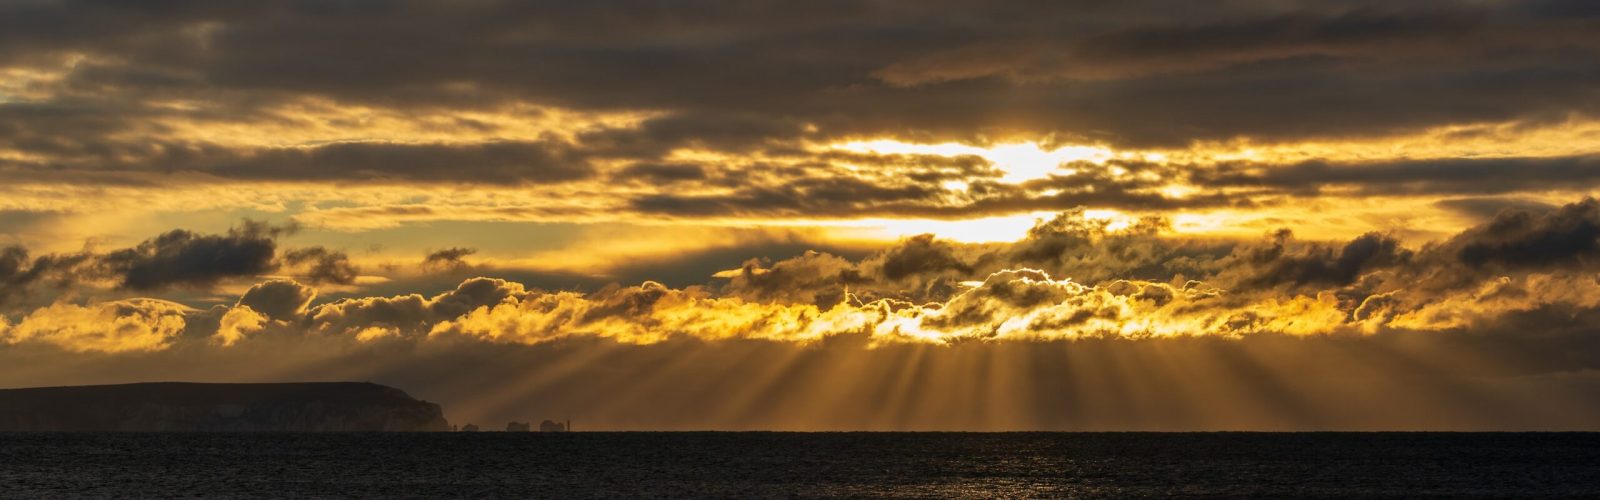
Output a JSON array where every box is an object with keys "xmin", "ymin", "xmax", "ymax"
[{"xmin": 0, "ymin": 382, "xmax": 450, "ymax": 432}]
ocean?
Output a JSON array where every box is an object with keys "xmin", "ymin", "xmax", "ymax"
[{"xmin": 2, "ymin": 432, "xmax": 1597, "ymax": 498}]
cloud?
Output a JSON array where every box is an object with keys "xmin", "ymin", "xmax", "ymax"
[
  {"xmin": 237, "ymin": 279, "xmax": 317, "ymax": 322},
  {"xmin": 213, "ymin": 305, "xmax": 267, "ymax": 347},
  {"xmin": 614, "ymin": 162, "xmax": 708, "ymax": 183},
  {"xmin": 99, "ymin": 221, "xmax": 288, "ymax": 291},
  {"xmin": 15, "ymin": 198, "xmax": 1600, "ymax": 350},
  {"xmin": 6, "ymin": 200, "xmax": 1600, "ymax": 429},
  {"xmin": 430, "ymin": 281, "xmax": 853, "ymax": 345},
  {"xmin": 106, "ymin": 199, "xmax": 1581, "ymax": 348},
  {"xmin": 408, "ymin": 197, "xmax": 1600, "ymax": 345},
  {"xmin": 0, "ymin": 245, "xmax": 93, "ymax": 306},
  {"xmin": 719, "ymin": 251, "xmax": 863, "ymax": 306},
  {"xmin": 1196, "ymin": 156, "xmax": 1600, "ymax": 197},
  {"xmin": 5, "ymin": 0, "xmax": 1600, "ymax": 431},
  {"xmin": 309, "ymin": 277, "xmax": 529, "ymax": 337},
  {"xmin": 628, "ymin": 176, "xmax": 948, "ymax": 218},
  {"xmin": 1446, "ymin": 197, "xmax": 1600, "ymax": 270},
  {"xmin": 1228, "ymin": 231, "xmax": 1409, "ymax": 289},
  {"xmin": 1433, "ymin": 197, "xmax": 1559, "ymax": 221},
  {"xmin": 2, "ymin": 0, "xmax": 1599, "ymax": 176},
  {"xmin": 0, "ymin": 221, "xmax": 373, "ymax": 306},
  {"xmin": 875, "ymin": 10, "xmax": 1504, "ymax": 85},
  {"xmin": 204, "ymin": 141, "xmax": 594, "ymax": 185},
  {"xmin": 875, "ymin": 234, "xmax": 972, "ymax": 281},
  {"xmin": 421, "ymin": 247, "xmax": 477, "ymax": 271},
  {"xmin": 282, "ymin": 246, "xmax": 359, "ymax": 285},
  {"xmin": 0, "ymin": 298, "xmax": 191, "ymax": 353}
]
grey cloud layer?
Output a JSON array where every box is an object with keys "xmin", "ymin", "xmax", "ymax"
[
  {"xmin": 2, "ymin": 0, "xmax": 1600, "ymax": 202},
  {"xmin": 8, "ymin": 0, "xmax": 1596, "ymax": 144}
]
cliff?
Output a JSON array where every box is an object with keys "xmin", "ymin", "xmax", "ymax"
[{"xmin": 0, "ymin": 382, "xmax": 449, "ymax": 432}]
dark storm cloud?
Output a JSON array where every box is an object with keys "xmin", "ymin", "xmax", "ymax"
[
  {"xmin": 421, "ymin": 247, "xmax": 476, "ymax": 271},
  {"xmin": 100, "ymin": 221, "xmax": 288, "ymax": 291},
  {"xmin": 0, "ymin": 245, "xmax": 93, "ymax": 306},
  {"xmin": 1447, "ymin": 198, "xmax": 1600, "ymax": 270},
  {"xmin": 878, "ymin": 234, "xmax": 971, "ymax": 281},
  {"xmin": 0, "ymin": 221, "xmax": 369, "ymax": 299},
  {"xmin": 281, "ymin": 247, "xmax": 359, "ymax": 285},
  {"xmin": 1233, "ymin": 231, "xmax": 1409, "ymax": 289}
]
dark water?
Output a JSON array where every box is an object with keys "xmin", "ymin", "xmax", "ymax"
[{"xmin": 3, "ymin": 433, "xmax": 1598, "ymax": 498}]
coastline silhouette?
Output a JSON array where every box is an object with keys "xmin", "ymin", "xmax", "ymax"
[{"xmin": 0, "ymin": 382, "xmax": 448, "ymax": 432}]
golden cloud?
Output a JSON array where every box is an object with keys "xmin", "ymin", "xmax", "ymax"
[{"xmin": 0, "ymin": 299, "xmax": 191, "ymax": 353}]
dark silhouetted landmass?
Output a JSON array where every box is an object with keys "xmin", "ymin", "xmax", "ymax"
[{"xmin": 0, "ymin": 382, "xmax": 449, "ymax": 432}]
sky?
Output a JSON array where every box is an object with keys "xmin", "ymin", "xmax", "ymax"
[{"xmin": 4, "ymin": 0, "xmax": 1600, "ymax": 430}]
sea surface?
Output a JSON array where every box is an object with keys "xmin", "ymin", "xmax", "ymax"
[{"xmin": 2, "ymin": 432, "xmax": 1598, "ymax": 498}]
